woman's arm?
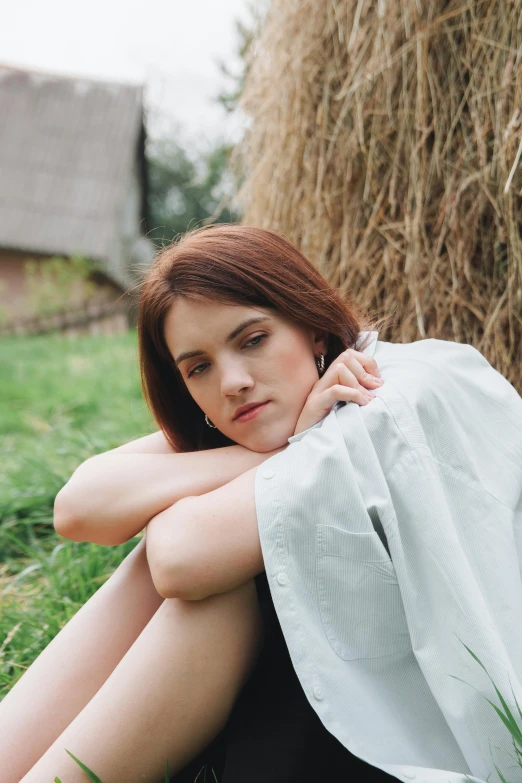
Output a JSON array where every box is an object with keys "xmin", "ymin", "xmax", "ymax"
[
  {"xmin": 104, "ymin": 429, "xmax": 179, "ymax": 455},
  {"xmin": 145, "ymin": 466, "xmax": 261, "ymax": 600},
  {"xmin": 56, "ymin": 348, "xmax": 380, "ymax": 548},
  {"xmin": 54, "ymin": 431, "xmax": 285, "ymax": 547},
  {"xmin": 144, "ymin": 349, "xmax": 384, "ymax": 599}
]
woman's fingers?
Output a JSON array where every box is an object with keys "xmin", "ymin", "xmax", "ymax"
[
  {"xmin": 343, "ymin": 350, "xmax": 382, "ymax": 387},
  {"xmin": 333, "ymin": 363, "xmax": 372, "ymax": 402},
  {"xmin": 347, "ymin": 348, "xmax": 381, "ymax": 378},
  {"xmin": 292, "ymin": 347, "xmax": 382, "ymax": 435},
  {"xmin": 321, "ymin": 383, "xmax": 373, "ymax": 410},
  {"xmin": 320, "ymin": 360, "xmax": 381, "ymax": 409},
  {"xmin": 319, "ymin": 358, "xmax": 380, "ymax": 398},
  {"xmin": 313, "ymin": 346, "xmax": 385, "ymax": 411},
  {"xmin": 319, "ymin": 349, "xmax": 383, "ymax": 391}
]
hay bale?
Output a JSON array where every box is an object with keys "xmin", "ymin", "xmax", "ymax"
[{"xmin": 231, "ymin": 0, "xmax": 522, "ymax": 390}]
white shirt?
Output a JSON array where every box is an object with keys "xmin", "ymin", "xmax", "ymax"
[{"xmin": 254, "ymin": 331, "xmax": 522, "ymax": 783}]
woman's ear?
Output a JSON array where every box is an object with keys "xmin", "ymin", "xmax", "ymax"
[{"xmin": 312, "ymin": 330, "xmax": 329, "ymax": 356}]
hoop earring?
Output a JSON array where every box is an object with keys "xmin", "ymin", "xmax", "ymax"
[
  {"xmin": 205, "ymin": 413, "xmax": 217, "ymax": 428},
  {"xmin": 316, "ymin": 353, "xmax": 325, "ymax": 375}
]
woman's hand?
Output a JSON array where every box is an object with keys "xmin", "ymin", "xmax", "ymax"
[{"xmin": 293, "ymin": 349, "xmax": 384, "ymax": 436}]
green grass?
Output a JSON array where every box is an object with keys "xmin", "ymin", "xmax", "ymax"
[
  {"xmin": 1, "ymin": 329, "xmax": 155, "ymax": 553},
  {"xmin": 0, "ymin": 329, "xmax": 156, "ymax": 689},
  {"xmin": 0, "ymin": 330, "xmax": 222, "ymax": 781},
  {"xmin": 5, "ymin": 331, "xmax": 519, "ymax": 783}
]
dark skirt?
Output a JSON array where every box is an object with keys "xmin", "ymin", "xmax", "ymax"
[{"xmin": 171, "ymin": 571, "xmax": 396, "ymax": 783}]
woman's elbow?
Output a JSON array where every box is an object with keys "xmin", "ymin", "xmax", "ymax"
[
  {"xmin": 53, "ymin": 458, "xmax": 95, "ymax": 536},
  {"xmin": 53, "ymin": 485, "xmax": 84, "ymax": 540},
  {"xmin": 53, "ymin": 484, "xmax": 124, "ymax": 546}
]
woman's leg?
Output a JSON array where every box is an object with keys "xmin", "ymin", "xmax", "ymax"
[
  {"xmin": 20, "ymin": 577, "xmax": 264, "ymax": 783},
  {"xmin": 0, "ymin": 536, "xmax": 163, "ymax": 782}
]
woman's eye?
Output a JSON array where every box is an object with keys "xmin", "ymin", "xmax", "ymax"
[
  {"xmin": 187, "ymin": 335, "xmax": 267, "ymax": 379},
  {"xmin": 187, "ymin": 363, "xmax": 208, "ymax": 378},
  {"xmin": 244, "ymin": 334, "xmax": 268, "ymax": 348}
]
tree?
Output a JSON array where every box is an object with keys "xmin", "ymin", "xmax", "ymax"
[
  {"xmin": 215, "ymin": 0, "xmax": 269, "ymax": 114},
  {"xmin": 145, "ymin": 0, "xmax": 269, "ymax": 246},
  {"xmin": 146, "ymin": 131, "xmax": 242, "ymax": 246}
]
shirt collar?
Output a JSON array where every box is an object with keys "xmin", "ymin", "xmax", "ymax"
[{"xmin": 354, "ymin": 330, "xmax": 379, "ymax": 358}]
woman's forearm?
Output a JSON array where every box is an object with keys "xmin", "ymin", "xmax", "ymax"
[{"xmin": 54, "ymin": 444, "xmax": 285, "ymax": 546}]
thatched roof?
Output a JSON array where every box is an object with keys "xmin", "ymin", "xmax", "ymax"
[
  {"xmin": 0, "ymin": 64, "xmax": 150, "ymax": 285},
  {"xmin": 231, "ymin": 0, "xmax": 522, "ymax": 393}
]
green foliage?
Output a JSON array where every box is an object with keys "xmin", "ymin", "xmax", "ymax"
[
  {"xmin": 0, "ymin": 329, "xmax": 154, "ymax": 694},
  {"xmin": 62, "ymin": 749, "xmax": 104, "ymax": 782},
  {"xmin": 146, "ymin": 133, "xmax": 242, "ymax": 246},
  {"xmin": 215, "ymin": 1, "xmax": 269, "ymax": 114},
  {"xmin": 0, "ymin": 529, "xmax": 139, "ymax": 692},
  {"xmin": 0, "ymin": 332, "xmax": 221, "ymax": 780},
  {"xmin": 144, "ymin": 3, "xmax": 268, "ymax": 248},
  {"xmin": 450, "ymin": 640, "xmax": 522, "ymax": 781},
  {"xmin": 0, "ymin": 330, "xmax": 154, "ymax": 553},
  {"xmin": 24, "ymin": 255, "xmax": 102, "ymax": 316},
  {"xmin": 54, "ymin": 752, "xmax": 173, "ymax": 782}
]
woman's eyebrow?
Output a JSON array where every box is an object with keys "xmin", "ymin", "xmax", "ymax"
[{"xmin": 174, "ymin": 316, "xmax": 270, "ymax": 367}]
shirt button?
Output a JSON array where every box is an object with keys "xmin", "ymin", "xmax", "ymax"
[
  {"xmin": 262, "ymin": 469, "xmax": 275, "ymax": 479},
  {"xmin": 277, "ymin": 572, "xmax": 288, "ymax": 585},
  {"xmin": 402, "ymin": 772, "xmax": 416, "ymax": 779},
  {"xmin": 313, "ymin": 686, "xmax": 323, "ymax": 700}
]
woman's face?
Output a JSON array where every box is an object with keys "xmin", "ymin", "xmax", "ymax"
[{"xmin": 164, "ymin": 297, "xmax": 328, "ymax": 452}]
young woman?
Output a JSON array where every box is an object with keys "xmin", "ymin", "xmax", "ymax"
[{"xmin": 0, "ymin": 224, "xmax": 390, "ymax": 782}]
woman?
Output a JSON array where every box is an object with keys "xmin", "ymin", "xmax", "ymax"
[{"xmin": 0, "ymin": 224, "xmax": 390, "ymax": 782}]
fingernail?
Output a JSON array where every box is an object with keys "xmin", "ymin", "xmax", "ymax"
[
  {"xmin": 367, "ymin": 391, "xmax": 376, "ymax": 398},
  {"xmin": 374, "ymin": 370, "xmax": 382, "ymax": 377},
  {"xmin": 372, "ymin": 376, "xmax": 383, "ymax": 384}
]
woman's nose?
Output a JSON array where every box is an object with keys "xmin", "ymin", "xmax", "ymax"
[{"xmin": 220, "ymin": 363, "xmax": 254, "ymax": 396}]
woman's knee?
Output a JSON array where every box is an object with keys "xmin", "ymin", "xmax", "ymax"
[{"xmin": 160, "ymin": 579, "xmax": 264, "ymax": 676}]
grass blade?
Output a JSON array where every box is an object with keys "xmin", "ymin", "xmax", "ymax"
[
  {"xmin": 65, "ymin": 749, "xmax": 103, "ymax": 782},
  {"xmin": 456, "ymin": 638, "xmax": 522, "ymax": 747}
]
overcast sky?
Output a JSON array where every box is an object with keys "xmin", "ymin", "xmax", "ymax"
[{"xmin": 1, "ymin": 0, "xmax": 264, "ymax": 152}]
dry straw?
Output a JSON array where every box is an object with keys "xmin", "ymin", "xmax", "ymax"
[{"xmin": 230, "ymin": 0, "xmax": 522, "ymax": 391}]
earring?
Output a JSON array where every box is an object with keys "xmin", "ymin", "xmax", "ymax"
[
  {"xmin": 316, "ymin": 353, "xmax": 325, "ymax": 375},
  {"xmin": 205, "ymin": 413, "xmax": 217, "ymax": 428}
]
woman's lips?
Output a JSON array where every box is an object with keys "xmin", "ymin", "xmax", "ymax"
[{"xmin": 234, "ymin": 401, "xmax": 271, "ymax": 422}]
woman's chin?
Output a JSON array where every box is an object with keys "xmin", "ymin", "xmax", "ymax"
[
  {"xmin": 223, "ymin": 413, "xmax": 295, "ymax": 452},
  {"xmin": 243, "ymin": 430, "xmax": 292, "ymax": 453}
]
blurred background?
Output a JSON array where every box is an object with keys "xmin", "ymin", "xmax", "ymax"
[
  {"xmin": 0, "ymin": 0, "xmax": 266, "ymax": 336},
  {"xmin": 1, "ymin": 0, "xmax": 521, "ymax": 733},
  {"xmin": 0, "ymin": 0, "xmax": 265, "ymax": 703}
]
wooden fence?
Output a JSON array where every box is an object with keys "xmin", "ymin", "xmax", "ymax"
[{"xmin": 0, "ymin": 298, "xmax": 131, "ymax": 338}]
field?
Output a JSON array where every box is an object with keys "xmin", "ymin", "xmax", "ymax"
[
  {"xmin": 0, "ymin": 330, "xmax": 156, "ymax": 696},
  {"xmin": 3, "ymin": 331, "xmax": 519, "ymax": 783}
]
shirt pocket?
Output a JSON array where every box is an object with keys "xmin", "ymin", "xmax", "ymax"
[{"xmin": 316, "ymin": 524, "xmax": 411, "ymax": 661}]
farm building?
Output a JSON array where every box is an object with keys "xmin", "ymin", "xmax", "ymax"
[{"xmin": 0, "ymin": 64, "xmax": 155, "ymax": 335}]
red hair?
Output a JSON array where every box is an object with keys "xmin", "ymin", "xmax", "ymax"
[{"xmin": 138, "ymin": 223, "xmax": 389, "ymax": 452}]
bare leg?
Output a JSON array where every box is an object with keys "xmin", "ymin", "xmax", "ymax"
[
  {"xmin": 0, "ymin": 536, "xmax": 163, "ymax": 782},
  {"xmin": 20, "ymin": 577, "xmax": 264, "ymax": 783}
]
